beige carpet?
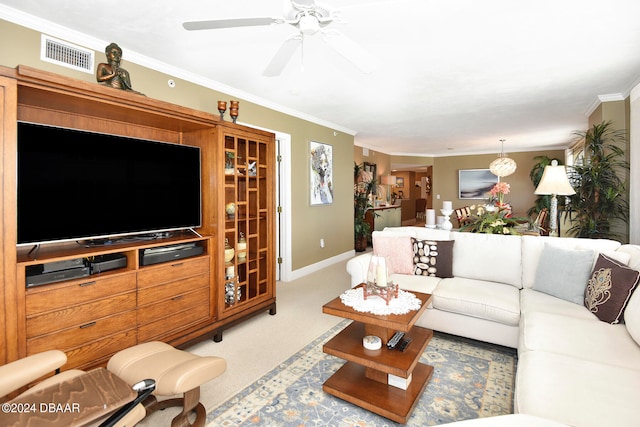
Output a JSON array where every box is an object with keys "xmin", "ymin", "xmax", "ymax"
[{"xmin": 137, "ymin": 257, "xmax": 352, "ymax": 426}]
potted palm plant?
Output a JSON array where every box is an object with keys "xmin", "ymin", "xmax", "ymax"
[
  {"xmin": 565, "ymin": 121, "xmax": 629, "ymax": 241},
  {"xmin": 354, "ymin": 162, "xmax": 376, "ymax": 251}
]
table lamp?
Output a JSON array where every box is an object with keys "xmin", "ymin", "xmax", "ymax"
[
  {"xmin": 534, "ymin": 160, "xmax": 575, "ymax": 236},
  {"xmin": 381, "ymin": 175, "xmax": 397, "ymax": 205}
]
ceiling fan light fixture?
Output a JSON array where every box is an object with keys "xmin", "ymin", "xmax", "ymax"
[
  {"xmin": 489, "ymin": 139, "xmax": 517, "ymax": 177},
  {"xmin": 299, "ymin": 13, "xmax": 320, "ymax": 35}
]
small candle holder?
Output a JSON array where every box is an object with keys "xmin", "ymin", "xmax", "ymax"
[
  {"xmin": 440, "ymin": 208, "xmax": 454, "ymax": 230},
  {"xmin": 230, "ymin": 100, "xmax": 239, "ymax": 123},
  {"xmin": 217, "ymin": 101, "xmax": 227, "ymax": 121},
  {"xmin": 364, "ymin": 255, "xmax": 399, "ymax": 305}
]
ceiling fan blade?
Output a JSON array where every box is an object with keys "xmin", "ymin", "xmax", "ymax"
[
  {"xmin": 183, "ymin": 17, "xmax": 282, "ymax": 31},
  {"xmin": 291, "ymin": 0, "xmax": 317, "ymax": 9},
  {"xmin": 263, "ymin": 35, "xmax": 302, "ymax": 77},
  {"xmin": 322, "ymin": 30, "xmax": 377, "ymax": 74}
]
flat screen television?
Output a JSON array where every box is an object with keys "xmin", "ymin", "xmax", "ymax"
[{"xmin": 17, "ymin": 121, "xmax": 202, "ymax": 246}]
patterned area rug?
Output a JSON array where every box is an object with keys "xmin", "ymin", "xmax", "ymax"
[{"xmin": 207, "ymin": 321, "xmax": 517, "ymax": 426}]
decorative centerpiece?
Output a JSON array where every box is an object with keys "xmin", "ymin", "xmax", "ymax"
[
  {"xmin": 461, "ymin": 182, "xmax": 527, "ymax": 234},
  {"xmin": 237, "ymin": 232, "xmax": 247, "ymax": 261},
  {"xmin": 224, "ymin": 238, "xmax": 235, "ymax": 263},
  {"xmin": 225, "ymin": 152, "xmax": 235, "ymax": 175},
  {"xmin": 440, "ymin": 200, "xmax": 453, "ymax": 230},
  {"xmin": 364, "ymin": 255, "xmax": 399, "ymax": 305},
  {"xmin": 225, "ymin": 202, "xmax": 236, "ymax": 219}
]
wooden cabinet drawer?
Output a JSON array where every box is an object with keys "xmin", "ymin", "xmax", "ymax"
[
  {"xmin": 138, "ymin": 256, "xmax": 209, "ymax": 288},
  {"xmin": 64, "ymin": 329, "xmax": 138, "ymax": 370},
  {"xmin": 138, "ymin": 273, "xmax": 208, "ymax": 307},
  {"xmin": 137, "ymin": 286, "xmax": 209, "ymax": 326},
  {"xmin": 27, "ymin": 292, "xmax": 136, "ymax": 337},
  {"xmin": 27, "ymin": 310, "xmax": 137, "ymax": 355},
  {"xmin": 138, "ymin": 292, "xmax": 210, "ymax": 342},
  {"xmin": 26, "ymin": 273, "xmax": 136, "ymax": 315}
]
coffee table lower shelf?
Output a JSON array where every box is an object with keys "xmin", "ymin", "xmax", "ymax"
[{"xmin": 323, "ymin": 361, "xmax": 434, "ymax": 424}]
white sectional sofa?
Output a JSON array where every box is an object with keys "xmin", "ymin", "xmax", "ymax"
[{"xmin": 346, "ymin": 227, "xmax": 640, "ymax": 427}]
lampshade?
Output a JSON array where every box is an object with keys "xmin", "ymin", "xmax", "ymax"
[
  {"xmin": 380, "ymin": 175, "xmax": 397, "ymax": 185},
  {"xmin": 534, "ymin": 160, "xmax": 576, "ymax": 196},
  {"xmin": 489, "ymin": 139, "xmax": 517, "ymax": 177}
]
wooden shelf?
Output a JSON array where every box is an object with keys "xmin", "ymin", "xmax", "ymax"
[{"xmin": 323, "ymin": 361, "xmax": 433, "ymax": 424}]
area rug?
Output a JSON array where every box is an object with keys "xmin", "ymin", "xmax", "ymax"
[{"xmin": 207, "ymin": 321, "xmax": 517, "ymax": 426}]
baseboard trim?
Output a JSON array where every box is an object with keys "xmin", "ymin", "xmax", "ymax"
[{"xmin": 285, "ymin": 250, "xmax": 355, "ymax": 282}]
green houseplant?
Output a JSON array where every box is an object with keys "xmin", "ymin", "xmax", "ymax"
[
  {"xmin": 354, "ymin": 162, "xmax": 376, "ymax": 251},
  {"xmin": 565, "ymin": 121, "xmax": 629, "ymax": 241}
]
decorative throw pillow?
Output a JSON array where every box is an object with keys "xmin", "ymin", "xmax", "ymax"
[
  {"xmin": 584, "ymin": 254, "xmax": 640, "ymax": 324},
  {"xmin": 411, "ymin": 238, "xmax": 454, "ymax": 278},
  {"xmin": 372, "ymin": 235, "xmax": 414, "ymax": 275},
  {"xmin": 533, "ymin": 244, "xmax": 595, "ymax": 304}
]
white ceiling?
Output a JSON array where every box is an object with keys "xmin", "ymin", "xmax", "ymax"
[{"xmin": 2, "ymin": 0, "xmax": 640, "ymax": 157}]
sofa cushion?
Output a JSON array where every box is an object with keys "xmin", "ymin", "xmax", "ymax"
[
  {"xmin": 410, "ymin": 238, "xmax": 454, "ymax": 278},
  {"xmin": 433, "ymin": 277, "xmax": 520, "ymax": 326},
  {"xmin": 451, "ymin": 232, "xmax": 523, "ymax": 288},
  {"xmin": 519, "ymin": 312, "xmax": 640, "ymax": 369},
  {"xmin": 584, "ymin": 254, "xmax": 640, "ymax": 324},
  {"xmin": 372, "ymin": 233, "xmax": 414, "ymax": 275},
  {"xmin": 532, "ymin": 244, "xmax": 594, "ymax": 305},
  {"xmin": 392, "ymin": 274, "xmax": 439, "ymax": 307},
  {"xmin": 515, "ymin": 351, "xmax": 640, "ymax": 427},
  {"xmin": 520, "ymin": 289, "xmax": 595, "ymax": 319},
  {"xmin": 617, "ymin": 244, "xmax": 640, "ymax": 271},
  {"xmin": 521, "ymin": 235, "xmax": 621, "ymax": 289}
]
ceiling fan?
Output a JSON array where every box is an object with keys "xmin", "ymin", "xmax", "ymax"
[{"xmin": 182, "ymin": 0, "xmax": 376, "ymax": 76}]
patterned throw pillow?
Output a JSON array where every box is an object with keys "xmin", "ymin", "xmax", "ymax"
[
  {"xmin": 411, "ymin": 238, "xmax": 454, "ymax": 278},
  {"xmin": 584, "ymin": 254, "xmax": 640, "ymax": 324}
]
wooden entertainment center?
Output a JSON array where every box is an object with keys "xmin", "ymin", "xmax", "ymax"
[{"xmin": 0, "ymin": 65, "xmax": 276, "ymax": 370}]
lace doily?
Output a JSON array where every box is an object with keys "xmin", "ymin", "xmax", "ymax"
[{"xmin": 340, "ymin": 287, "xmax": 422, "ymax": 315}]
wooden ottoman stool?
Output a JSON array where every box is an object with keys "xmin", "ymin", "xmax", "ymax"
[{"xmin": 107, "ymin": 341, "xmax": 227, "ymax": 427}]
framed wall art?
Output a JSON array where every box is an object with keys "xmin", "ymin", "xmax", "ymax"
[
  {"xmin": 310, "ymin": 141, "xmax": 333, "ymax": 205},
  {"xmin": 459, "ymin": 169, "xmax": 499, "ymax": 199},
  {"xmin": 363, "ymin": 162, "xmax": 377, "ymax": 194}
]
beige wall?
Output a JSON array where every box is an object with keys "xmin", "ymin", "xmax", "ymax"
[
  {"xmin": 0, "ymin": 19, "xmax": 354, "ymax": 272},
  {"xmin": 433, "ymin": 150, "xmax": 565, "ymax": 218}
]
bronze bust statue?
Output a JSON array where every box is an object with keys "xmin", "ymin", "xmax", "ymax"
[{"xmin": 96, "ymin": 43, "xmax": 142, "ymax": 94}]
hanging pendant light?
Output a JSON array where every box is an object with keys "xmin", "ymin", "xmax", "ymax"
[{"xmin": 490, "ymin": 139, "xmax": 517, "ymax": 177}]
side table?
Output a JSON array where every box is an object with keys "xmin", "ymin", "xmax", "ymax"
[{"xmin": 322, "ymin": 285, "xmax": 434, "ymax": 424}]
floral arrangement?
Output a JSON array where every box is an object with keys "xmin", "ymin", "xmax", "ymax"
[
  {"xmin": 489, "ymin": 181, "xmax": 510, "ymax": 205},
  {"xmin": 461, "ymin": 182, "xmax": 527, "ymax": 234}
]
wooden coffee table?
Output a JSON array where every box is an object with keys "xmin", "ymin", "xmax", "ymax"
[{"xmin": 322, "ymin": 285, "xmax": 434, "ymax": 424}]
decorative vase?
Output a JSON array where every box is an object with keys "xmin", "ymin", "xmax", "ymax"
[
  {"xmin": 355, "ymin": 236, "xmax": 368, "ymax": 252},
  {"xmin": 237, "ymin": 232, "xmax": 247, "ymax": 261},
  {"xmin": 225, "ymin": 203, "xmax": 235, "ymax": 219},
  {"xmin": 224, "ymin": 238, "xmax": 235, "ymax": 263}
]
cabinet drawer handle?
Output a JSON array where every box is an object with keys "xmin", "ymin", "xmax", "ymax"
[
  {"xmin": 171, "ymin": 295, "xmax": 183, "ymax": 301},
  {"xmin": 79, "ymin": 281, "xmax": 96, "ymax": 287},
  {"xmin": 80, "ymin": 321, "xmax": 96, "ymax": 329},
  {"xmin": 171, "ymin": 263, "xmax": 184, "ymax": 267}
]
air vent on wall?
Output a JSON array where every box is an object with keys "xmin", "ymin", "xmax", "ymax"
[{"xmin": 40, "ymin": 35, "xmax": 94, "ymax": 74}]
